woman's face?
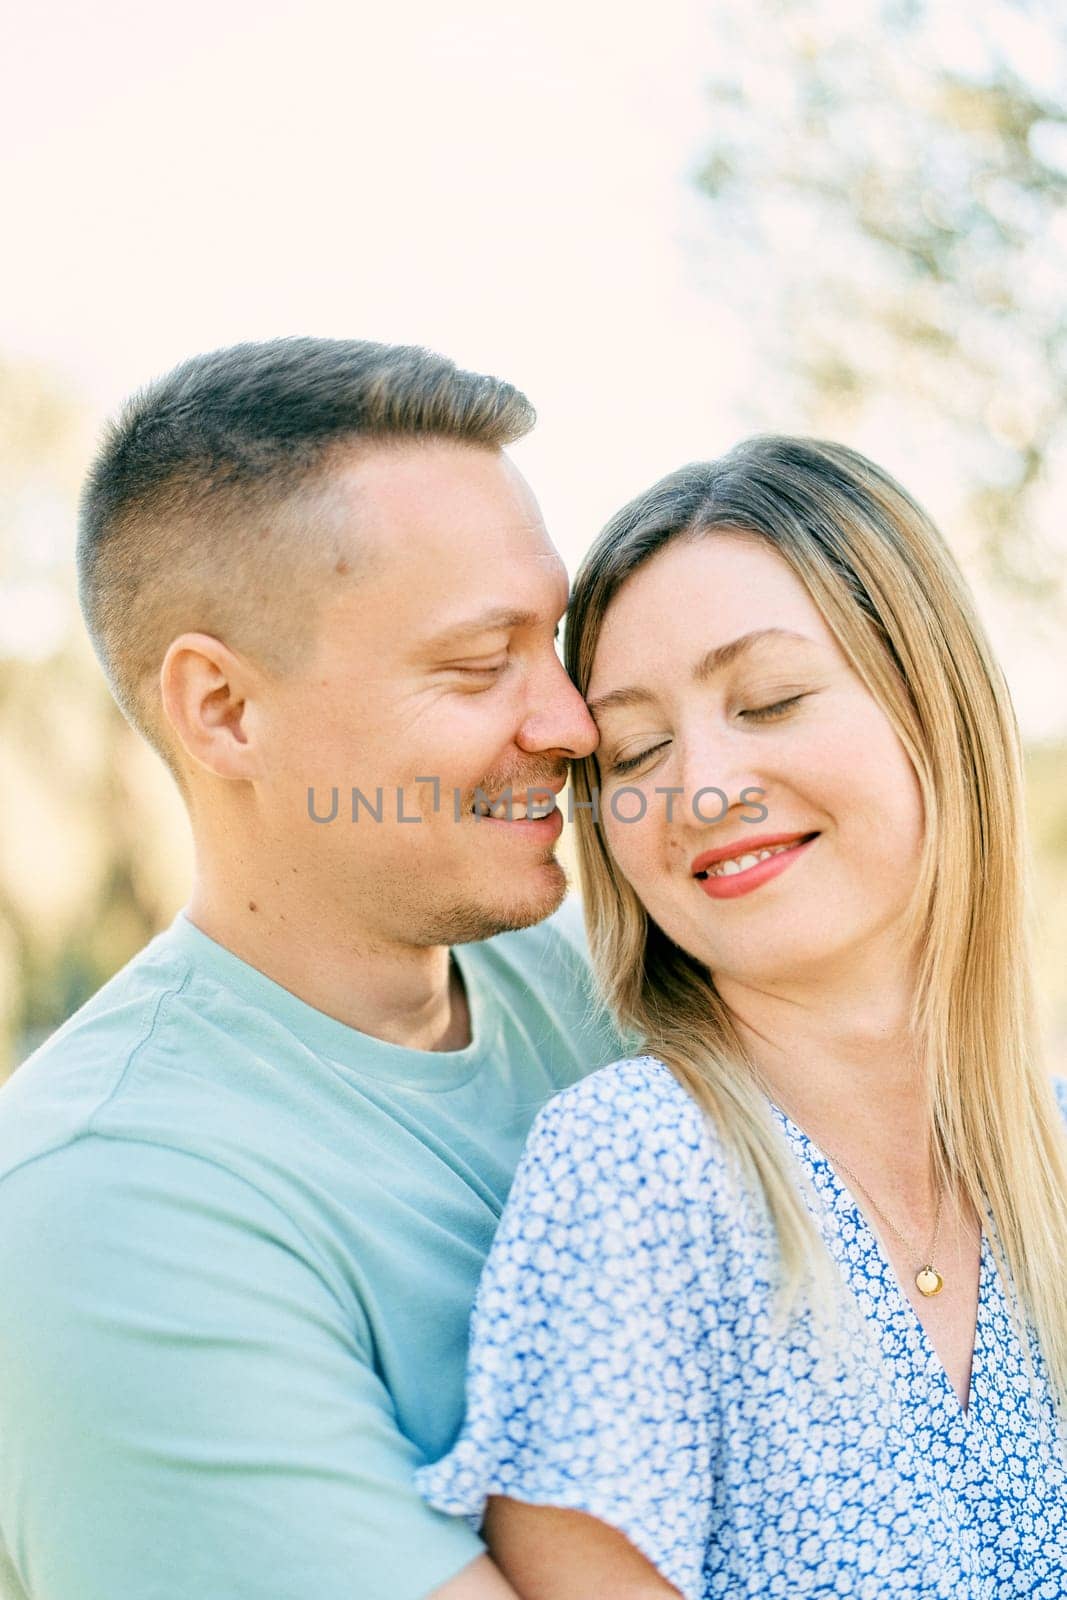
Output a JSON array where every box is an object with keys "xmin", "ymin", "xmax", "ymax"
[{"xmin": 584, "ymin": 532, "xmax": 925, "ymax": 988}]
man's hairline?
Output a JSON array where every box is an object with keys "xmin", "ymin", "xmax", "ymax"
[{"xmin": 143, "ymin": 433, "xmax": 549, "ymax": 781}]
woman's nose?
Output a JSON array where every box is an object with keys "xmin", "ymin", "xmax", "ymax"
[{"xmin": 674, "ymin": 728, "xmax": 766, "ymax": 832}]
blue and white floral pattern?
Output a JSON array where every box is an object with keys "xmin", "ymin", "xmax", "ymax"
[{"xmin": 417, "ymin": 1057, "xmax": 1067, "ymax": 1599}]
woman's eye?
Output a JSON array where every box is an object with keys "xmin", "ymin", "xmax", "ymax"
[
  {"xmin": 738, "ymin": 694, "xmax": 806, "ymax": 722},
  {"xmin": 609, "ymin": 741, "xmax": 669, "ymax": 775}
]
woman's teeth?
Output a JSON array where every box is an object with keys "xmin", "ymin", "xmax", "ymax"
[{"xmin": 702, "ymin": 840, "xmax": 800, "ymax": 878}]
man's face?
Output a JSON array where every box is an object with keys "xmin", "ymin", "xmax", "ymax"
[{"xmin": 258, "ymin": 440, "xmax": 598, "ymax": 946}]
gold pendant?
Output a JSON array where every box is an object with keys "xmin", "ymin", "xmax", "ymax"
[{"xmin": 915, "ymin": 1265, "xmax": 943, "ymax": 1297}]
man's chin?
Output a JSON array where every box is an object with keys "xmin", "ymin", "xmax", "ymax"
[{"xmin": 434, "ymin": 859, "xmax": 569, "ymax": 946}]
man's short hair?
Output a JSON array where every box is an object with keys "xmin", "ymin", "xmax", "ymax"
[{"xmin": 77, "ymin": 337, "xmax": 535, "ymax": 790}]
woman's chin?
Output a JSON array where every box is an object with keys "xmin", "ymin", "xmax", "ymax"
[{"xmin": 669, "ymin": 921, "xmax": 850, "ymax": 990}]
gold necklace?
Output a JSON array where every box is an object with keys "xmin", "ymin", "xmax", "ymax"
[
  {"xmin": 771, "ymin": 1096, "xmax": 947, "ymax": 1297},
  {"xmin": 824, "ymin": 1148, "xmax": 946, "ymax": 1298}
]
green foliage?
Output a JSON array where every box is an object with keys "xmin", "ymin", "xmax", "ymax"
[{"xmin": 695, "ymin": 0, "xmax": 1067, "ymax": 600}]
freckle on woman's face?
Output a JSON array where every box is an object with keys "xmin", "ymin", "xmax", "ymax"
[{"xmin": 585, "ymin": 533, "xmax": 925, "ymax": 987}]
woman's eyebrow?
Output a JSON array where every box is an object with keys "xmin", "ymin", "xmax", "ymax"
[
  {"xmin": 586, "ymin": 627, "xmax": 817, "ymax": 718},
  {"xmin": 692, "ymin": 626, "xmax": 817, "ymax": 682},
  {"xmin": 585, "ymin": 683, "xmax": 657, "ymax": 719}
]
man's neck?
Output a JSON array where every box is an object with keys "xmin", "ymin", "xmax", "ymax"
[{"xmin": 184, "ymin": 881, "xmax": 472, "ymax": 1054}]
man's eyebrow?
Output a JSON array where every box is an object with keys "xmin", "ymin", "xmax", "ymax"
[
  {"xmin": 586, "ymin": 628, "xmax": 818, "ymax": 718},
  {"xmin": 425, "ymin": 608, "xmax": 546, "ymax": 648}
]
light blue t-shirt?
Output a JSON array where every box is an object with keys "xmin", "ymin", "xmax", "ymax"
[
  {"xmin": 418, "ymin": 1055, "xmax": 1067, "ymax": 1599},
  {"xmin": 0, "ymin": 900, "xmax": 626, "ymax": 1600}
]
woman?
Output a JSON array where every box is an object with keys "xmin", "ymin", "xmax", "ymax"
[{"xmin": 417, "ymin": 436, "xmax": 1067, "ymax": 1598}]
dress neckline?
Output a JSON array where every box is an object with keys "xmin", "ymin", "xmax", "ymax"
[{"xmin": 765, "ymin": 1096, "xmax": 989, "ymax": 1428}]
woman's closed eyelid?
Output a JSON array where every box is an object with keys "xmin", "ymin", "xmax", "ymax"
[
  {"xmin": 736, "ymin": 691, "xmax": 808, "ymax": 720},
  {"xmin": 606, "ymin": 740, "xmax": 671, "ymax": 775},
  {"xmin": 605, "ymin": 692, "xmax": 810, "ymax": 772}
]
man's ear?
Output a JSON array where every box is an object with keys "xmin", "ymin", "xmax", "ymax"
[{"xmin": 159, "ymin": 632, "xmax": 269, "ymax": 782}]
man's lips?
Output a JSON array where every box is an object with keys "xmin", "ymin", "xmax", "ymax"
[
  {"xmin": 690, "ymin": 831, "xmax": 819, "ymax": 877},
  {"xmin": 470, "ymin": 776, "xmax": 568, "ymax": 822}
]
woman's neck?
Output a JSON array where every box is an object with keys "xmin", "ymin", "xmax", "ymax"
[{"xmin": 716, "ymin": 959, "xmax": 937, "ymax": 1202}]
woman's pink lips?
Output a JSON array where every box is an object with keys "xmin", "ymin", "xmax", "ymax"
[{"xmin": 694, "ymin": 833, "xmax": 818, "ymax": 899}]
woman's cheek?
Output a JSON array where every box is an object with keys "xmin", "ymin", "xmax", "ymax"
[{"xmin": 605, "ymin": 812, "xmax": 665, "ymax": 897}]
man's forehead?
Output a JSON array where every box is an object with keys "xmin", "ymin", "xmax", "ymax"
[
  {"xmin": 325, "ymin": 439, "xmax": 561, "ymax": 557},
  {"xmin": 415, "ymin": 563, "xmax": 569, "ymax": 645},
  {"xmin": 330, "ymin": 438, "xmax": 538, "ymax": 523},
  {"xmin": 426, "ymin": 606, "xmax": 552, "ymax": 647},
  {"xmin": 319, "ymin": 441, "xmax": 570, "ymax": 633}
]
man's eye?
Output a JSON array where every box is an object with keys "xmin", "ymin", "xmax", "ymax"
[
  {"xmin": 738, "ymin": 694, "xmax": 806, "ymax": 722},
  {"xmin": 452, "ymin": 661, "xmax": 509, "ymax": 685},
  {"xmin": 609, "ymin": 741, "xmax": 669, "ymax": 775}
]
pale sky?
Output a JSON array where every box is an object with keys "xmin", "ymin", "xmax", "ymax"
[
  {"xmin": 2, "ymin": 0, "xmax": 728, "ymax": 545},
  {"xmin": 3, "ymin": 0, "xmax": 1065, "ymax": 737}
]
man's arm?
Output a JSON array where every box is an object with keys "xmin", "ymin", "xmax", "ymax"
[{"xmin": 0, "ymin": 1136, "xmax": 483, "ymax": 1600}]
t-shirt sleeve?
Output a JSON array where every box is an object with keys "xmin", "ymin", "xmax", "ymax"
[
  {"xmin": 538, "ymin": 896, "xmax": 643, "ymax": 1068},
  {"xmin": 416, "ymin": 1060, "xmax": 721, "ymax": 1600},
  {"xmin": 0, "ymin": 1136, "xmax": 482, "ymax": 1600}
]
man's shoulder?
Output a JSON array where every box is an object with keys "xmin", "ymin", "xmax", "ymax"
[
  {"xmin": 470, "ymin": 894, "xmax": 591, "ymax": 972},
  {"xmin": 0, "ymin": 921, "xmax": 196, "ymax": 1185},
  {"xmin": 461, "ymin": 895, "xmax": 605, "ymax": 1023},
  {"xmin": 460, "ymin": 897, "xmax": 630, "ymax": 1087}
]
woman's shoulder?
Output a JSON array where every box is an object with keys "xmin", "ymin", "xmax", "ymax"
[
  {"xmin": 525, "ymin": 1054, "xmax": 736, "ymax": 1213},
  {"xmin": 494, "ymin": 1056, "xmax": 741, "ymax": 1307},
  {"xmin": 1053, "ymin": 1074, "xmax": 1067, "ymax": 1124},
  {"xmin": 542, "ymin": 1052, "xmax": 709, "ymax": 1134}
]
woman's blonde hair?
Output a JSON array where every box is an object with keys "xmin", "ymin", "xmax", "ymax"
[{"xmin": 565, "ymin": 434, "xmax": 1067, "ymax": 1417}]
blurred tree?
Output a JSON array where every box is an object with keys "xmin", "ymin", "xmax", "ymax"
[
  {"xmin": 1025, "ymin": 743, "xmax": 1067, "ymax": 1071},
  {"xmin": 692, "ymin": 0, "xmax": 1067, "ymax": 1064},
  {"xmin": 0, "ymin": 360, "xmax": 190, "ymax": 1077},
  {"xmin": 695, "ymin": 0, "xmax": 1067, "ymax": 599}
]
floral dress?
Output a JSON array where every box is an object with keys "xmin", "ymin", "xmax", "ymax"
[{"xmin": 417, "ymin": 1057, "xmax": 1067, "ymax": 1599}]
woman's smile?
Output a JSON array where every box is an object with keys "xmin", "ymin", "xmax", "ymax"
[
  {"xmin": 691, "ymin": 830, "xmax": 820, "ymax": 899},
  {"xmin": 584, "ymin": 531, "xmax": 925, "ymax": 984}
]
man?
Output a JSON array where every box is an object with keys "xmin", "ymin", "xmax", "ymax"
[{"xmin": 0, "ymin": 339, "xmax": 624, "ymax": 1599}]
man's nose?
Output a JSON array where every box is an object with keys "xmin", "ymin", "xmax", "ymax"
[{"xmin": 516, "ymin": 654, "xmax": 599, "ymax": 759}]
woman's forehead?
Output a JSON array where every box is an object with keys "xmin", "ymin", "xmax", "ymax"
[{"xmin": 588, "ymin": 535, "xmax": 833, "ymax": 692}]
